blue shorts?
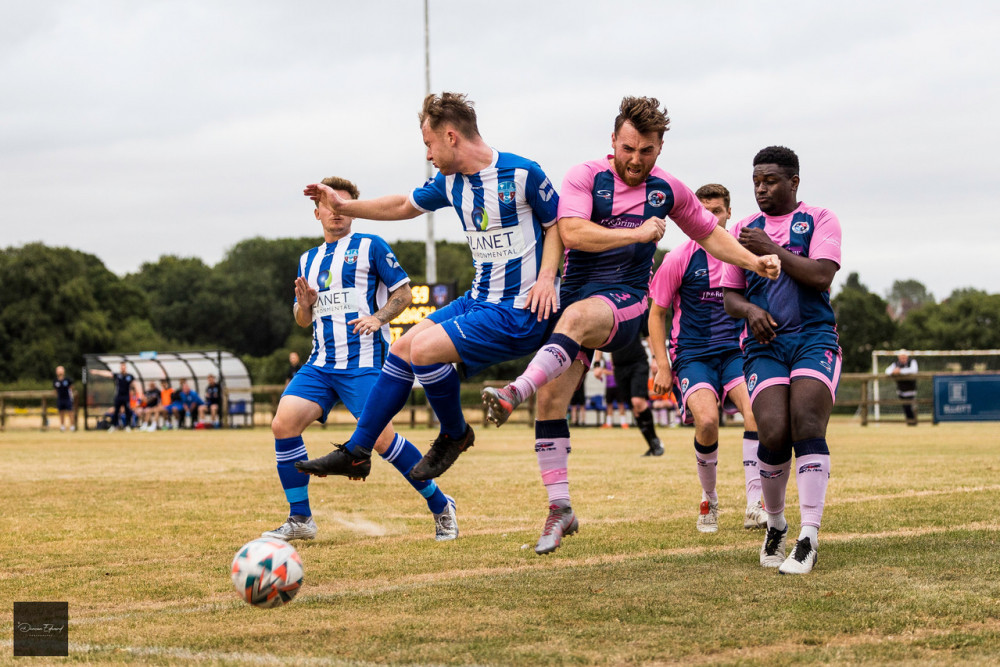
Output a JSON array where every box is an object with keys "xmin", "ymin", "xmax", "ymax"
[
  {"xmin": 673, "ymin": 348, "xmax": 745, "ymax": 409},
  {"xmin": 428, "ymin": 294, "xmax": 551, "ymax": 377},
  {"xmin": 57, "ymin": 399, "xmax": 73, "ymax": 411},
  {"xmin": 559, "ymin": 284, "xmax": 648, "ymax": 354},
  {"xmin": 743, "ymin": 332, "xmax": 841, "ymax": 404},
  {"xmin": 282, "ymin": 363, "xmax": 380, "ymax": 423}
]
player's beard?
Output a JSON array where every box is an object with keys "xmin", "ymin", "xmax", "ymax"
[{"xmin": 614, "ymin": 156, "xmax": 652, "ymax": 187}]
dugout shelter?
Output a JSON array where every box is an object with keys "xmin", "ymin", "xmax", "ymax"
[{"xmin": 82, "ymin": 351, "xmax": 253, "ymax": 430}]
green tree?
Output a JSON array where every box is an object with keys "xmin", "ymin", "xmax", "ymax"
[
  {"xmin": 832, "ymin": 272, "xmax": 896, "ymax": 372},
  {"xmin": 0, "ymin": 243, "xmax": 150, "ymax": 381},
  {"xmin": 209, "ymin": 238, "xmax": 309, "ymax": 357},
  {"xmin": 391, "ymin": 240, "xmax": 475, "ymax": 291},
  {"xmin": 897, "ymin": 288, "xmax": 1000, "ymax": 351},
  {"xmin": 131, "ymin": 256, "xmax": 216, "ymax": 345},
  {"xmin": 887, "ymin": 279, "xmax": 935, "ymax": 321}
]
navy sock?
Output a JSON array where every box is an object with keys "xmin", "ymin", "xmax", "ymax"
[
  {"xmin": 346, "ymin": 353, "xmax": 414, "ymax": 456},
  {"xmin": 380, "ymin": 433, "xmax": 448, "ymax": 514},
  {"xmin": 413, "ymin": 362, "xmax": 466, "ymax": 438},
  {"xmin": 275, "ymin": 436, "xmax": 310, "ymax": 517}
]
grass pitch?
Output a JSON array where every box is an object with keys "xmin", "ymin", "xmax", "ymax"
[{"xmin": 2, "ymin": 419, "xmax": 999, "ymax": 665}]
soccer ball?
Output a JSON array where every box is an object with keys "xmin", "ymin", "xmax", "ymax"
[{"xmin": 231, "ymin": 538, "xmax": 304, "ymax": 608}]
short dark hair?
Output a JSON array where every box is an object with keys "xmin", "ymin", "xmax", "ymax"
[
  {"xmin": 695, "ymin": 183, "xmax": 731, "ymax": 210},
  {"xmin": 614, "ymin": 96, "xmax": 670, "ymax": 139},
  {"xmin": 419, "ymin": 92, "xmax": 480, "ymax": 139},
  {"xmin": 753, "ymin": 146, "xmax": 799, "ymax": 177},
  {"xmin": 320, "ymin": 176, "xmax": 359, "ymax": 200}
]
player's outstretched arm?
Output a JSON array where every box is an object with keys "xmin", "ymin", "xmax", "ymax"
[
  {"xmin": 697, "ymin": 226, "xmax": 780, "ymax": 280},
  {"xmin": 647, "ymin": 302, "xmax": 674, "ymax": 394},
  {"xmin": 303, "ymin": 183, "xmax": 422, "ymax": 221},
  {"xmin": 349, "ymin": 282, "xmax": 413, "ymax": 336},
  {"xmin": 524, "ymin": 225, "xmax": 564, "ymax": 321},
  {"xmin": 558, "ymin": 215, "xmax": 665, "ymax": 252},
  {"xmin": 724, "ymin": 288, "xmax": 777, "ymax": 345}
]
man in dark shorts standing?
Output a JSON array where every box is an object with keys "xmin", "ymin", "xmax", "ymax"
[
  {"xmin": 610, "ymin": 329, "xmax": 663, "ymax": 456},
  {"xmin": 53, "ymin": 366, "xmax": 75, "ymax": 432}
]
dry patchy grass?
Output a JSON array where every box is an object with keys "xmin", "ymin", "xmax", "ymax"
[{"xmin": 1, "ymin": 419, "xmax": 999, "ymax": 664}]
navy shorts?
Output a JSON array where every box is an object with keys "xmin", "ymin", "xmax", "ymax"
[
  {"xmin": 743, "ymin": 332, "xmax": 842, "ymax": 404},
  {"xmin": 673, "ymin": 348, "xmax": 745, "ymax": 408},
  {"xmin": 559, "ymin": 284, "xmax": 648, "ymax": 354}
]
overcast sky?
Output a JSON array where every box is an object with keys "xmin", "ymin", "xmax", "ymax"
[{"xmin": 3, "ymin": 1, "xmax": 998, "ymax": 299}]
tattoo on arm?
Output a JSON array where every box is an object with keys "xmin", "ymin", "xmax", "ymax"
[{"xmin": 374, "ymin": 286, "xmax": 411, "ymax": 324}]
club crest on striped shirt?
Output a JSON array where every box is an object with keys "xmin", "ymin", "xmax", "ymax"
[
  {"xmin": 344, "ymin": 249, "xmax": 358, "ymax": 265},
  {"xmin": 497, "ymin": 180, "xmax": 516, "ymax": 204}
]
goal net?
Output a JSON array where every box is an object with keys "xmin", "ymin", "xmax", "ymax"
[{"xmin": 871, "ymin": 349, "xmax": 1000, "ymax": 421}]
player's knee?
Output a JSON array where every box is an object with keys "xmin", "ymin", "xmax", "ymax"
[
  {"xmin": 756, "ymin": 421, "xmax": 789, "ymax": 450},
  {"xmin": 790, "ymin": 412, "xmax": 826, "ymax": 442},
  {"xmin": 270, "ymin": 413, "xmax": 297, "ymax": 439},
  {"xmin": 554, "ymin": 306, "xmax": 591, "ymax": 337},
  {"xmin": 408, "ymin": 333, "xmax": 438, "ymax": 366},
  {"xmin": 389, "ymin": 336, "xmax": 412, "ymax": 362}
]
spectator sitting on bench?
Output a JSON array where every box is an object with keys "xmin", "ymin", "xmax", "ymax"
[
  {"xmin": 157, "ymin": 379, "xmax": 183, "ymax": 429},
  {"xmin": 177, "ymin": 379, "xmax": 207, "ymax": 428}
]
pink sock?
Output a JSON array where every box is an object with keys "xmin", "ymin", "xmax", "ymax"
[
  {"xmin": 758, "ymin": 452, "xmax": 791, "ymax": 516},
  {"xmin": 695, "ymin": 441, "xmax": 718, "ymax": 502},
  {"xmin": 743, "ymin": 431, "xmax": 762, "ymax": 506},
  {"xmin": 510, "ymin": 336, "xmax": 578, "ymax": 402},
  {"xmin": 795, "ymin": 453, "xmax": 831, "ymax": 528},
  {"xmin": 536, "ymin": 422, "xmax": 571, "ymax": 504}
]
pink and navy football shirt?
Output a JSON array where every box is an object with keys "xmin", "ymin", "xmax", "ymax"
[
  {"xmin": 721, "ymin": 202, "xmax": 842, "ymax": 342},
  {"xmin": 557, "ymin": 157, "xmax": 718, "ymax": 295},
  {"xmin": 649, "ymin": 238, "xmax": 742, "ymax": 364}
]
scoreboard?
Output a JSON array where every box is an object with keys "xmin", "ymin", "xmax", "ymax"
[{"xmin": 388, "ymin": 283, "xmax": 456, "ymax": 343}]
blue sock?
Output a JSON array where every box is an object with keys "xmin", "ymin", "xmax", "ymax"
[
  {"xmin": 275, "ymin": 436, "xmax": 310, "ymax": 517},
  {"xmin": 346, "ymin": 353, "xmax": 414, "ymax": 456},
  {"xmin": 380, "ymin": 433, "xmax": 448, "ymax": 514},
  {"xmin": 413, "ymin": 362, "xmax": 466, "ymax": 438}
]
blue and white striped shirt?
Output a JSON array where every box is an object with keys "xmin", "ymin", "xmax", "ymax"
[
  {"xmin": 297, "ymin": 233, "xmax": 409, "ymax": 370},
  {"xmin": 410, "ymin": 149, "xmax": 559, "ymax": 308}
]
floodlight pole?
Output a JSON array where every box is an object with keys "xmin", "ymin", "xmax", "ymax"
[{"xmin": 424, "ymin": 0, "xmax": 437, "ymax": 282}]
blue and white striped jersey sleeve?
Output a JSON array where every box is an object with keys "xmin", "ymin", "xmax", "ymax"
[
  {"xmin": 523, "ymin": 161, "xmax": 559, "ymax": 227},
  {"xmin": 370, "ymin": 237, "xmax": 410, "ymax": 292},
  {"xmin": 410, "ymin": 173, "xmax": 450, "ymax": 213}
]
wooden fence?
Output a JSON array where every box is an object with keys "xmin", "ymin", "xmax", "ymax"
[
  {"xmin": 7, "ymin": 372, "xmax": 986, "ymax": 431},
  {"xmin": 0, "ymin": 382, "xmax": 536, "ymax": 431}
]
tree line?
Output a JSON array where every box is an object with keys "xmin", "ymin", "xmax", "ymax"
[{"xmin": 2, "ymin": 240, "xmax": 998, "ymax": 387}]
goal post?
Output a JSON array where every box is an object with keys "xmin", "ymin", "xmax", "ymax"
[{"xmin": 871, "ymin": 349, "xmax": 1000, "ymax": 421}]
